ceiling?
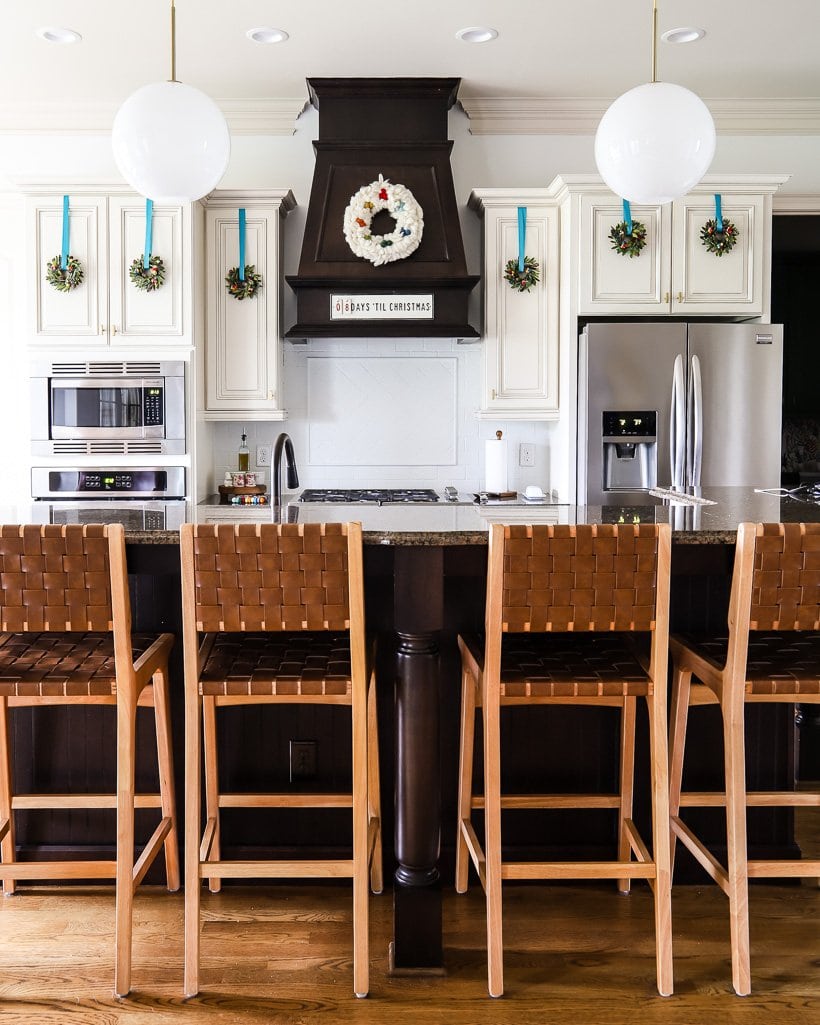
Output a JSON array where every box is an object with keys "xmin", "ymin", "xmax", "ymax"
[{"xmin": 2, "ymin": 1, "xmax": 820, "ymax": 134}]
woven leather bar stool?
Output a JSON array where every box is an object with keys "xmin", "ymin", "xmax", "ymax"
[
  {"xmin": 669, "ymin": 521, "xmax": 820, "ymax": 996},
  {"xmin": 455, "ymin": 522, "xmax": 673, "ymax": 997},
  {"xmin": 180, "ymin": 521, "xmax": 382, "ymax": 998},
  {"xmin": 0, "ymin": 523, "xmax": 179, "ymax": 997}
]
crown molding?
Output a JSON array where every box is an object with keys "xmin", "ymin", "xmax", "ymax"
[
  {"xmin": 0, "ymin": 97, "xmax": 307, "ymax": 136},
  {"xmin": 458, "ymin": 96, "xmax": 820, "ymax": 135}
]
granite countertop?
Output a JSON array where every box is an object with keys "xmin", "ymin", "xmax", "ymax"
[{"xmin": 9, "ymin": 487, "xmax": 820, "ymax": 545}]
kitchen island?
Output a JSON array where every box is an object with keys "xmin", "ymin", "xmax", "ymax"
[{"xmin": 6, "ymin": 487, "xmax": 819, "ymax": 972}]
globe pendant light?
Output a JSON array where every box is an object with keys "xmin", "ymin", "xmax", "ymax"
[
  {"xmin": 594, "ymin": 0, "xmax": 715, "ymax": 205},
  {"xmin": 112, "ymin": 0, "xmax": 230, "ymax": 203}
]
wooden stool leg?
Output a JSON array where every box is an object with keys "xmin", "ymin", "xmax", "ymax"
[
  {"xmin": 0, "ymin": 696, "xmax": 17, "ymax": 896},
  {"xmin": 723, "ymin": 698, "xmax": 751, "ymax": 997},
  {"xmin": 455, "ymin": 668, "xmax": 477, "ymax": 894},
  {"xmin": 152, "ymin": 666, "xmax": 180, "ymax": 892},
  {"xmin": 202, "ymin": 696, "xmax": 222, "ymax": 894},
  {"xmin": 114, "ymin": 690, "xmax": 138, "ymax": 998},
  {"xmin": 483, "ymin": 687, "xmax": 504, "ymax": 998},
  {"xmin": 668, "ymin": 666, "xmax": 692, "ymax": 870},
  {"xmin": 184, "ymin": 683, "xmax": 203, "ymax": 998},
  {"xmin": 367, "ymin": 671, "xmax": 383, "ymax": 895},
  {"xmin": 352, "ymin": 681, "xmax": 369, "ymax": 998},
  {"xmin": 647, "ymin": 688, "xmax": 674, "ymax": 997},
  {"xmin": 617, "ymin": 695, "xmax": 637, "ymax": 894}
]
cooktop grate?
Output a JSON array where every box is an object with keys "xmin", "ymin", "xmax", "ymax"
[{"xmin": 299, "ymin": 488, "xmax": 440, "ymax": 504}]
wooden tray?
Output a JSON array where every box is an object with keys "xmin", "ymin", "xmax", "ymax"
[{"xmin": 218, "ymin": 484, "xmax": 267, "ymax": 505}]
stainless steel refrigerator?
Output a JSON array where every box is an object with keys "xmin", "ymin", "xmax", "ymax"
[{"xmin": 577, "ymin": 322, "xmax": 783, "ymax": 503}]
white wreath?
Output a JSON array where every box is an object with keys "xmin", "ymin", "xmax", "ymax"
[{"xmin": 343, "ymin": 174, "xmax": 424, "ymax": 267}]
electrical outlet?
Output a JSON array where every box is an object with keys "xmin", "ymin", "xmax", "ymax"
[
  {"xmin": 256, "ymin": 445, "xmax": 271, "ymax": 467},
  {"xmin": 289, "ymin": 740, "xmax": 317, "ymax": 782},
  {"xmin": 519, "ymin": 442, "xmax": 535, "ymax": 467}
]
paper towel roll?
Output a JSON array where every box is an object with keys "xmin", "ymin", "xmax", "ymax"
[{"xmin": 484, "ymin": 431, "xmax": 508, "ymax": 493}]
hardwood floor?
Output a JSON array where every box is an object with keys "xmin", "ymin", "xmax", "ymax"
[
  {"xmin": 0, "ymin": 799, "xmax": 816, "ymax": 1023},
  {"xmin": 0, "ymin": 869, "xmax": 817, "ymax": 1025}
]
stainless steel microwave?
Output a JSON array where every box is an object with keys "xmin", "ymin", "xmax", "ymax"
[{"xmin": 30, "ymin": 359, "xmax": 185, "ymax": 456}]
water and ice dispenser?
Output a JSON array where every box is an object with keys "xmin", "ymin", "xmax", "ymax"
[{"xmin": 602, "ymin": 411, "xmax": 657, "ymax": 492}]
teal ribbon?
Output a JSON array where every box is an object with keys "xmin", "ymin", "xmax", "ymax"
[
  {"xmin": 61, "ymin": 195, "xmax": 70, "ymax": 271},
  {"xmin": 143, "ymin": 199, "xmax": 153, "ymax": 271},
  {"xmin": 517, "ymin": 207, "xmax": 526, "ymax": 273},
  {"xmin": 239, "ymin": 208, "xmax": 246, "ymax": 281},
  {"xmin": 622, "ymin": 199, "xmax": 633, "ymax": 235},
  {"xmin": 714, "ymin": 194, "xmax": 723, "ymax": 232}
]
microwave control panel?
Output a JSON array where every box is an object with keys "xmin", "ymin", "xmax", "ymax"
[{"xmin": 143, "ymin": 387, "xmax": 164, "ymax": 426}]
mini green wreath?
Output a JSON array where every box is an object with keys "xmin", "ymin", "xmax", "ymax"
[
  {"xmin": 45, "ymin": 254, "xmax": 84, "ymax": 292},
  {"xmin": 700, "ymin": 219, "xmax": 739, "ymax": 257},
  {"xmin": 609, "ymin": 220, "xmax": 647, "ymax": 258},
  {"xmin": 129, "ymin": 254, "xmax": 166, "ymax": 292},
  {"xmin": 503, "ymin": 256, "xmax": 540, "ymax": 292},
  {"xmin": 225, "ymin": 265, "xmax": 263, "ymax": 300}
]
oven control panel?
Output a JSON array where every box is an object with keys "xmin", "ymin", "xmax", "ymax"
[{"xmin": 31, "ymin": 466, "xmax": 185, "ymax": 500}]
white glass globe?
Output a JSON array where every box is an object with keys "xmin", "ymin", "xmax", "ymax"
[
  {"xmin": 594, "ymin": 82, "xmax": 716, "ymax": 205},
  {"xmin": 112, "ymin": 81, "xmax": 230, "ymax": 203}
]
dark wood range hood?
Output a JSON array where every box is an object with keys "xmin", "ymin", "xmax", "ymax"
[{"xmin": 285, "ymin": 78, "xmax": 479, "ymax": 340}]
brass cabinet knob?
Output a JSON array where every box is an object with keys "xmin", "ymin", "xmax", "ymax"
[
  {"xmin": 677, "ymin": 292, "xmax": 684, "ymax": 303},
  {"xmin": 112, "ymin": 325, "xmax": 118, "ymax": 335},
  {"xmin": 663, "ymin": 292, "xmax": 670, "ymax": 304}
]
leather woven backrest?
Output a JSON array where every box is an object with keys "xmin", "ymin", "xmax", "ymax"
[
  {"xmin": 0, "ymin": 524, "xmax": 113, "ymax": 632},
  {"xmin": 501, "ymin": 523, "xmax": 662, "ymax": 632},
  {"xmin": 750, "ymin": 522, "xmax": 820, "ymax": 630},
  {"xmin": 189, "ymin": 522, "xmax": 351, "ymax": 631}
]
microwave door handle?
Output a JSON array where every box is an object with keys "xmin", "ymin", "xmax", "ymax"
[
  {"xmin": 670, "ymin": 354, "xmax": 686, "ymax": 490},
  {"xmin": 690, "ymin": 353, "xmax": 703, "ymax": 487}
]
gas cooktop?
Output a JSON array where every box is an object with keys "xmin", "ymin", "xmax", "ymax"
[{"xmin": 299, "ymin": 488, "xmax": 441, "ymax": 504}]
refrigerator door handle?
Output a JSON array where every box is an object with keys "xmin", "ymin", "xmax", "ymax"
[
  {"xmin": 689, "ymin": 353, "xmax": 703, "ymax": 487},
  {"xmin": 670, "ymin": 354, "xmax": 686, "ymax": 489}
]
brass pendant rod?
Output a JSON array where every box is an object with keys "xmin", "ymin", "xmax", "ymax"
[
  {"xmin": 170, "ymin": 0, "xmax": 178, "ymax": 83},
  {"xmin": 651, "ymin": 0, "xmax": 658, "ymax": 83}
]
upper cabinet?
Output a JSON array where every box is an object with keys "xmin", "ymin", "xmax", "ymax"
[
  {"xmin": 27, "ymin": 192, "xmax": 189, "ymax": 347},
  {"xmin": 202, "ymin": 190, "xmax": 295, "ymax": 421},
  {"xmin": 469, "ymin": 189, "xmax": 560, "ymax": 420},
  {"xmin": 566, "ymin": 175, "xmax": 788, "ymax": 318}
]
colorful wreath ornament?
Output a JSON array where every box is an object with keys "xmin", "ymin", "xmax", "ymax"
[
  {"xmin": 609, "ymin": 220, "xmax": 648, "ymax": 258},
  {"xmin": 343, "ymin": 174, "xmax": 424, "ymax": 267},
  {"xmin": 700, "ymin": 218, "xmax": 739, "ymax": 257},
  {"xmin": 225, "ymin": 265, "xmax": 263, "ymax": 300},
  {"xmin": 503, "ymin": 256, "xmax": 540, "ymax": 292},
  {"xmin": 129, "ymin": 254, "xmax": 166, "ymax": 292},
  {"xmin": 45, "ymin": 254, "xmax": 84, "ymax": 292}
]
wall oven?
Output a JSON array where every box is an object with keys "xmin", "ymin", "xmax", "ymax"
[
  {"xmin": 31, "ymin": 466, "xmax": 187, "ymax": 532},
  {"xmin": 30, "ymin": 359, "xmax": 185, "ymax": 456}
]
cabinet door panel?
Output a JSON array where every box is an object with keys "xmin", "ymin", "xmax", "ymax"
[
  {"xmin": 205, "ymin": 211, "xmax": 274, "ymax": 411},
  {"xmin": 579, "ymin": 197, "xmax": 670, "ymax": 314},
  {"xmin": 108, "ymin": 199, "xmax": 184, "ymax": 343},
  {"xmin": 481, "ymin": 205, "xmax": 559, "ymax": 418},
  {"xmin": 30, "ymin": 197, "xmax": 106, "ymax": 342},
  {"xmin": 673, "ymin": 194, "xmax": 764, "ymax": 314}
]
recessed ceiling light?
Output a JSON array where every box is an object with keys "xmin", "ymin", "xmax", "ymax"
[
  {"xmin": 661, "ymin": 26, "xmax": 706, "ymax": 44},
  {"xmin": 455, "ymin": 26, "xmax": 498, "ymax": 44},
  {"xmin": 36, "ymin": 26, "xmax": 82, "ymax": 45},
  {"xmin": 246, "ymin": 26, "xmax": 289, "ymax": 44}
]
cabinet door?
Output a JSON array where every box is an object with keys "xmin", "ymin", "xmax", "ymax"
[
  {"xmin": 28, "ymin": 196, "xmax": 107, "ymax": 344},
  {"xmin": 578, "ymin": 196, "xmax": 671, "ymax": 314},
  {"xmin": 481, "ymin": 205, "xmax": 559, "ymax": 418},
  {"xmin": 205, "ymin": 207, "xmax": 280, "ymax": 415},
  {"xmin": 108, "ymin": 198, "xmax": 185, "ymax": 344},
  {"xmin": 672, "ymin": 193, "xmax": 765, "ymax": 315}
]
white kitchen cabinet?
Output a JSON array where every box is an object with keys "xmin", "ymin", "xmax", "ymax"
[
  {"xmin": 202, "ymin": 190, "xmax": 295, "ymax": 421},
  {"xmin": 27, "ymin": 192, "xmax": 187, "ymax": 347},
  {"xmin": 574, "ymin": 175, "xmax": 788, "ymax": 317},
  {"xmin": 469, "ymin": 189, "xmax": 560, "ymax": 420}
]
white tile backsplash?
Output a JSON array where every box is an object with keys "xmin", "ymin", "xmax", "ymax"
[{"xmin": 212, "ymin": 338, "xmax": 557, "ymax": 496}]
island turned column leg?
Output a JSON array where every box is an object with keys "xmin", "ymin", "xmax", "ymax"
[{"xmin": 391, "ymin": 546, "xmax": 444, "ymax": 972}]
